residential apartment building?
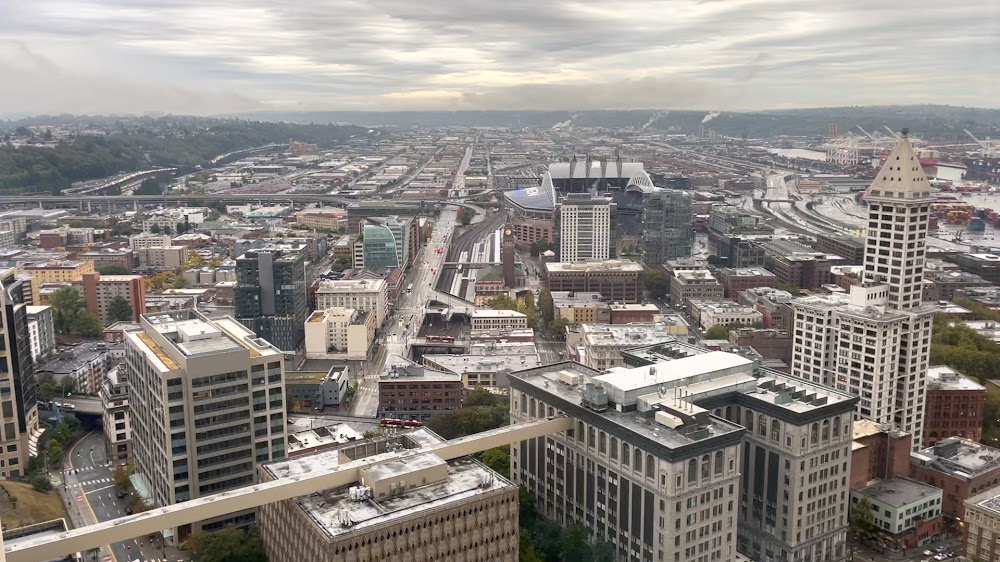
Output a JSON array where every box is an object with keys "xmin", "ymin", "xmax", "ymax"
[
  {"xmin": 313, "ymin": 279, "xmax": 389, "ymax": 327},
  {"xmin": 235, "ymin": 249, "xmax": 308, "ymax": 352},
  {"xmin": 470, "ymin": 309, "xmax": 528, "ymax": 332},
  {"xmin": 910, "ymin": 438, "xmax": 1000, "ymax": 519},
  {"xmin": 850, "ymin": 478, "xmax": 942, "ymax": 551},
  {"xmin": 25, "ymin": 305, "xmax": 55, "ymax": 363},
  {"xmin": 378, "ymin": 358, "xmax": 463, "ymax": 421},
  {"xmin": 258, "ymin": 428, "xmax": 517, "ymax": 562},
  {"xmin": 35, "ymin": 342, "xmax": 110, "ymax": 396},
  {"xmin": 669, "ymin": 269, "xmax": 724, "ymax": 307},
  {"xmin": 0, "ymin": 270, "xmax": 38, "ymax": 478},
  {"xmin": 129, "ymin": 233, "xmax": 173, "ymax": 250},
  {"xmin": 509, "ymin": 350, "xmax": 856, "ymax": 562},
  {"xmin": 303, "ymin": 307, "xmax": 375, "ymax": 361},
  {"xmin": 20, "ymin": 260, "xmax": 95, "ymax": 303},
  {"xmin": 100, "ymin": 364, "xmax": 131, "ymax": 463},
  {"xmin": 78, "ymin": 248, "xmax": 137, "ymax": 271},
  {"xmin": 791, "ymin": 131, "xmax": 935, "ymax": 443},
  {"xmin": 558, "ymin": 193, "xmax": 615, "ymax": 263},
  {"xmin": 923, "ymin": 366, "xmax": 985, "ymax": 447},
  {"xmin": 642, "ymin": 189, "xmax": 693, "ymax": 266},
  {"xmin": 75, "ymin": 272, "xmax": 146, "ymax": 325},
  {"xmin": 546, "ymin": 260, "xmax": 643, "ymax": 303},
  {"xmin": 136, "ymin": 246, "xmax": 189, "ymax": 269},
  {"xmin": 124, "ymin": 310, "xmax": 287, "ymax": 532}
]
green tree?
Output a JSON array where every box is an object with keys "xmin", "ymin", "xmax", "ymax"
[
  {"xmin": 72, "ymin": 311, "xmax": 103, "ymax": 337},
  {"xmin": 538, "ymin": 289, "xmax": 555, "ymax": 327},
  {"xmin": 562, "ymin": 524, "xmax": 592, "ymax": 561},
  {"xmin": 45, "ymin": 440, "xmax": 64, "ymax": 468},
  {"xmin": 465, "ymin": 387, "xmax": 500, "ymax": 407},
  {"xmin": 50, "ymin": 286, "xmax": 86, "ymax": 333},
  {"xmin": 850, "ymin": 497, "xmax": 878, "ymax": 543},
  {"xmin": 363, "ymin": 430, "xmax": 380, "ymax": 439},
  {"xmin": 459, "ymin": 211, "xmax": 473, "ymax": 226},
  {"xmin": 97, "ymin": 264, "xmax": 131, "ymax": 275},
  {"xmin": 480, "ymin": 447, "xmax": 510, "ymax": 478},
  {"xmin": 285, "ymin": 390, "xmax": 299, "ymax": 415},
  {"xmin": 106, "ymin": 296, "xmax": 135, "ymax": 324},
  {"xmin": 643, "ymin": 268, "xmax": 669, "ymax": 300},
  {"xmin": 31, "ymin": 473, "xmax": 53, "ymax": 493},
  {"xmin": 489, "ymin": 294, "xmax": 519, "ymax": 311},
  {"xmin": 549, "ymin": 318, "xmax": 571, "ymax": 340},
  {"xmin": 704, "ymin": 325, "xmax": 731, "ymax": 340},
  {"xmin": 149, "ymin": 224, "xmax": 161, "ymax": 234},
  {"xmin": 134, "ymin": 177, "xmax": 163, "ymax": 196},
  {"xmin": 188, "ymin": 525, "xmax": 267, "ymax": 562},
  {"xmin": 593, "ymin": 540, "xmax": 616, "ymax": 562},
  {"xmin": 112, "ymin": 464, "xmax": 131, "ymax": 490}
]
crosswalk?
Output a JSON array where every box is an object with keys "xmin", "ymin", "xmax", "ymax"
[{"xmin": 76, "ymin": 476, "xmax": 114, "ymax": 487}]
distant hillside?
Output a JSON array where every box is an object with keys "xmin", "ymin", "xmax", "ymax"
[{"xmin": 228, "ymin": 105, "xmax": 1000, "ymax": 140}]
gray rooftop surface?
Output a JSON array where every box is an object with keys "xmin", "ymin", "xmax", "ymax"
[{"xmin": 855, "ymin": 477, "xmax": 941, "ymax": 508}]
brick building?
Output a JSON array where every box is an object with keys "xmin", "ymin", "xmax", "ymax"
[
  {"xmin": 76, "ymin": 272, "xmax": 146, "ymax": 324},
  {"xmin": 608, "ymin": 303, "xmax": 659, "ymax": 324},
  {"xmin": 378, "ymin": 359, "xmax": 464, "ymax": 421},
  {"xmin": 669, "ymin": 269, "xmax": 724, "ymax": 307},
  {"xmin": 910, "ymin": 438, "xmax": 1000, "ymax": 519},
  {"xmin": 923, "ymin": 366, "xmax": 986, "ymax": 448},
  {"xmin": 718, "ymin": 267, "xmax": 777, "ymax": 298},
  {"xmin": 544, "ymin": 259, "xmax": 642, "ymax": 303},
  {"xmin": 728, "ymin": 328, "xmax": 792, "ymax": 369},
  {"xmin": 850, "ymin": 420, "xmax": 912, "ymax": 490}
]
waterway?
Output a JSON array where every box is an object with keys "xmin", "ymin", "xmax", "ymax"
[{"xmin": 768, "ymin": 148, "xmax": 827, "ymax": 162}]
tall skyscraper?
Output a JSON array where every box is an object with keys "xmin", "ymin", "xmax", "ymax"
[
  {"xmin": 642, "ymin": 189, "xmax": 693, "ymax": 265},
  {"xmin": 0, "ymin": 269, "xmax": 37, "ymax": 477},
  {"xmin": 558, "ymin": 193, "xmax": 615, "ymax": 263},
  {"xmin": 792, "ymin": 131, "xmax": 934, "ymax": 441},
  {"xmin": 235, "ymin": 249, "xmax": 307, "ymax": 352},
  {"xmin": 124, "ymin": 310, "xmax": 287, "ymax": 532}
]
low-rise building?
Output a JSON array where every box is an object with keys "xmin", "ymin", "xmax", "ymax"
[
  {"xmin": 910, "ymin": 438, "xmax": 1000, "ymax": 519},
  {"xmin": 378, "ymin": 357, "xmax": 463, "ymax": 421},
  {"xmin": 923, "ymin": 270, "xmax": 992, "ymax": 301},
  {"xmin": 423, "ymin": 342, "xmax": 541, "ymax": 389},
  {"xmin": 78, "ymin": 248, "xmax": 137, "ymax": 271},
  {"xmin": 136, "ymin": 246, "xmax": 189, "ymax": 269},
  {"xmin": 76, "ymin": 272, "xmax": 146, "ymax": 325},
  {"xmin": 948, "ymin": 253, "xmax": 1000, "ymax": 284},
  {"xmin": 544, "ymin": 259, "xmax": 643, "ymax": 303},
  {"xmin": 551, "ymin": 291, "xmax": 610, "ymax": 324},
  {"xmin": 304, "ymin": 307, "xmax": 376, "ymax": 360},
  {"xmin": 608, "ymin": 302, "xmax": 660, "ymax": 324},
  {"xmin": 728, "ymin": 328, "xmax": 792, "ymax": 369},
  {"xmin": 25, "ymin": 305, "xmax": 56, "ymax": 362},
  {"xmin": 718, "ymin": 267, "xmax": 777, "ymax": 298},
  {"xmin": 923, "ymin": 366, "xmax": 986, "ymax": 447},
  {"xmin": 669, "ymin": 269, "xmax": 724, "ymax": 306},
  {"xmin": 737, "ymin": 287, "xmax": 795, "ymax": 331},
  {"xmin": 285, "ymin": 365, "xmax": 351, "ymax": 410},
  {"xmin": 470, "ymin": 309, "xmax": 528, "ymax": 332},
  {"xmin": 850, "ymin": 478, "xmax": 942, "ymax": 550},
  {"xmin": 565, "ymin": 322, "xmax": 678, "ymax": 370},
  {"xmin": 693, "ymin": 300, "xmax": 763, "ymax": 330},
  {"xmin": 293, "ymin": 209, "xmax": 347, "ymax": 232},
  {"xmin": 258, "ymin": 428, "xmax": 517, "ymax": 562},
  {"xmin": 285, "ymin": 422, "xmax": 362, "ymax": 458},
  {"xmin": 964, "ymin": 488, "xmax": 1000, "ymax": 562},
  {"xmin": 35, "ymin": 342, "xmax": 110, "ymax": 395},
  {"xmin": 849, "ymin": 420, "xmax": 912, "ymax": 490}
]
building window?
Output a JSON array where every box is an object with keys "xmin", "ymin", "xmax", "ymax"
[
  {"xmin": 832, "ymin": 416, "xmax": 841, "ymax": 439},
  {"xmin": 715, "ymin": 452, "xmax": 724, "ymax": 475},
  {"xmin": 771, "ymin": 420, "xmax": 781, "ymax": 442},
  {"xmin": 688, "ymin": 459, "xmax": 697, "ymax": 484},
  {"xmin": 745, "ymin": 411, "xmax": 754, "ymax": 432},
  {"xmin": 810, "ymin": 423, "xmax": 819, "ymax": 445}
]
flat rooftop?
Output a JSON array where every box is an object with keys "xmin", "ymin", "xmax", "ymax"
[
  {"xmin": 545, "ymin": 259, "xmax": 643, "ymax": 273},
  {"xmin": 854, "ymin": 477, "xmax": 941, "ymax": 509},
  {"xmin": 928, "ymin": 365, "xmax": 986, "ymax": 392},
  {"xmin": 596, "ymin": 351, "xmax": 753, "ymax": 392},
  {"xmin": 576, "ymin": 322, "xmax": 682, "ymax": 347},
  {"xmin": 423, "ymin": 353, "xmax": 541, "ymax": 375},
  {"xmin": 913, "ymin": 438, "xmax": 1000, "ymax": 478}
]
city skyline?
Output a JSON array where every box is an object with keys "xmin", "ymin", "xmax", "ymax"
[{"xmin": 0, "ymin": 0, "xmax": 996, "ymax": 115}]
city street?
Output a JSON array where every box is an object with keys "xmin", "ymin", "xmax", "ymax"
[
  {"xmin": 347, "ymin": 144, "xmax": 472, "ymax": 419},
  {"xmin": 60, "ymin": 430, "xmax": 185, "ymax": 562}
]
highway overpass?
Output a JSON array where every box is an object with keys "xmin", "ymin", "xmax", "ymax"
[{"xmin": 3, "ymin": 416, "xmax": 573, "ymax": 562}]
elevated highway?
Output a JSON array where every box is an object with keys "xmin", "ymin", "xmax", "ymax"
[{"xmin": 4, "ymin": 416, "xmax": 573, "ymax": 562}]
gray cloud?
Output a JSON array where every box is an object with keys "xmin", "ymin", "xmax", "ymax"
[{"xmin": 0, "ymin": 0, "xmax": 996, "ymax": 114}]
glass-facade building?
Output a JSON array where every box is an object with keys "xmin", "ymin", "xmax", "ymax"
[
  {"xmin": 234, "ymin": 249, "xmax": 307, "ymax": 352},
  {"xmin": 362, "ymin": 224, "xmax": 401, "ymax": 269}
]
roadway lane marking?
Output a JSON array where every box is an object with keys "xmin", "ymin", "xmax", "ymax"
[{"xmin": 86, "ymin": 484, "xmax": 115, "ymax": 495}]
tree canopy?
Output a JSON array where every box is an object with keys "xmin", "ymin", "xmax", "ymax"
[
  {"xmin": 106, "ymin": 296, "xmax": 135, "ymax": 324},
  {"xmin": 642, "ymin": 268, "xmax": 669, "ymax": 300},
  {"xmin": 49, "ymin": 286, "xmax": 102, "ymax": 336},
  {"xmin": 96, "ymin": 264, "xmax": 131, "ymax": 275},
  {"xmin": 187, "ymin": 525, "xmax": 266, "ymax": 562}
]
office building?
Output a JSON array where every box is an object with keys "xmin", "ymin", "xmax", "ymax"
[
  {"xmin": 558, "ymin": 193, "xmax": 615, "ymax": 263},
  {"xmin": 293, "ymin": 209, "xmax": 347, "ymax": 232},
  {"xmin": 814, "ymin": 233, "xmax": 866, "ymax": 265},
  {"xmin": 694, "ymin": 301, "xmax": 763, "ymax": 331},
  {"xmin": 378, "ymin": 357, "xmax": 463, "ymax": 421},
  {"xmin": 78, "ymin": 248, "xmax": 137, "ymax": 271},
  {"xmin": 124, "ymin": 310, "xmax": 287, "ymax": 532},
  {"xmin": 910, "ymin": 438, "xmax": 1000, "ymax": 519},
  {"xmin": 947, "ymin": 253, "xmax": 1000, "ymax": 284},
  {"xmin": 758, "ymin": 240, "xmax": 834, "ymax": 291},
  {"xmin": 922, "ymin": 366, "xmax": 985, "ymax": 447},
  {"xmin": 358, "ymin": 216, "xmax": 416, "ymax": 270},
  {"xmin": 565, "ymin": 323, "xmax": 679, "ymax": 370},
  {"xmin": 19, "ymin": 260, "xmax": 95, "ymax": 303},
  {"xmin": 551, "ymin": 292, "xmax": 609, "ymax": 324},
  {"xmin": 25, "ymin": 305, "xmax": 55, "ymax": 363},
  {"xmin": 545, "ymin": 260, "xmax": 643, "ymax": 303},
  {"xmin": 129, "ymin": 233, "xmax": 173, "ymax": 250},
  {"xmin": 313, "ymin": 279, "xmax": 389, "ymax": 327},
  {"xmin": 738, "ymin": 287, "xmax": 795, "ymax": 331},
  {"xmin": 258, "ymin": 428, "xmax": 518, "ymax": 562},
  {"xmin": 850, "ymin": 478, "xmax": 942, "ymax": 551},
  {"xmin": 923, "ymin": 270, "xmax": 993, "ymax": 302},
  {"xmin": 284, "ymin": 365, "xmax": 350, "ymax": 410},
  {"xmin": 235, "ymin": 249, "xmax": 307, "ymax": 352},
  {"xmin": 303, "ymin": 307, "xmax": 375, "ymax": 361},
  {"xmin": 718, "ymin": 267, "xmax": 777, "ymax": 299},
  {"xmin": 0, "ymin": 269, "xmax": 38, "ymax": 477},
  {"xmin": 510, "ymin": 351, "xmax": 856, "ymax": 562},
  {"xmin": 792, "ymin": 132, "xmax": 935, "ymax": 442},
  {"xmin": 423, "ymin": 343, "xmax": 542, "ymax": 389},
  {"xmin": 642, "ymin": 189, "xmax": 693, "ymax": 265},
  {"xmin": 505, "ymin": 173, "xmax": 557, "ymax": 245},
  {"xmin": 608, "ymin": 303, "xmax": 661, "ymax": 325},
  {"xmin": 707, "ymin": 206, "xmax": 774, "ymax": 237},
  {"xmin": 669, "ymin": 269, "xmax": 724, "ymax": 306},
  {"xmin": 470, "ymin": 309, "xmax": 528, "ymax": 332},
  {"xmin": 849, "ymin": 420, "xmax": 912, "ymax": 489}
]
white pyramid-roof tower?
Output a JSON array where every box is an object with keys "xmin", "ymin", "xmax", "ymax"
[{"xmin": 866, "ymin": 128, "xmax": 934, "ymax": 202}]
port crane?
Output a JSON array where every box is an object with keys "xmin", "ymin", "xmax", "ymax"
[{"xmin": 963, "ymin": 130, "xmax": 1000, "ymax": 158}]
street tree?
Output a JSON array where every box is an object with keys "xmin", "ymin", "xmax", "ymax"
[
  {"xmin": 106, "ymin": 296, "xmax": 135, "ymax": 324},
  {"xmin": 538, "ymin": 289, "xmax": 555, "ymax": 327},
  {"xmin": 72, "ymin": 311, "xmax": 103, "ymax": 337},
  {"xmin": 50, "ymin": 287, "xmax": 86, "ymax": 333},
  {"xmin": 642, "ymin": 268, "xmax": 669, "ymax": 300}
]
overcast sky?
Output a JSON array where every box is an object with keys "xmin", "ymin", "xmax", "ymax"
[{"xmin": 0, "ymin": 0, "xmax": 997, "ymax": 115}]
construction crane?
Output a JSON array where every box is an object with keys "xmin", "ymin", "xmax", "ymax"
[{"xmin": 964, "ymin": 129, "xmax": 1000, "ymax": 158}]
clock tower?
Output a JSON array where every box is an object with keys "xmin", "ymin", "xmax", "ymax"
[{"xmin": 502, "ymin": 223, "xmax": 516, "ymax": 288}]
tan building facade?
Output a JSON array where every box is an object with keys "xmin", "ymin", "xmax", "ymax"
[
  {"xmin": 136, "ymin": 246, "xmax": 189, "ymax": 269},
  {"xmin": 303, "ymin": 307, "xmax": 375, "ymax": 360},
  {"xmin": 20, "ymin": 260, "xmax": 95, "ymax": 303}
]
